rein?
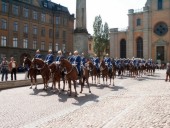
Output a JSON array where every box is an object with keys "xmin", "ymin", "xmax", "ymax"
[{"xmin": 64, "ymin": 65, "xmax": 74, "ymax": 75}]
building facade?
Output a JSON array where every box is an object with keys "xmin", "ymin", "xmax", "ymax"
[
  {"xmin": 0, "ymin": 0, "xmax": 74, "ymax": 64},
  {"xmin": 110, "ymin": 0, "xmax": 170, "ymax": 63}
]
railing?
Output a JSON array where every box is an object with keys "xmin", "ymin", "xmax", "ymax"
[{"xmin": 134, "ymin": 8, "xmax": 143, "ymax": 13}]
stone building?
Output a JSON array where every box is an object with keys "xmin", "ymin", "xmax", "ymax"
[
  {"xmin": 0, "ymin": 0, "xmax": 74, "ymax": 64},
  {"xmin": 110, "ymin": 0, "xmax": 170, "ymax": 63}
]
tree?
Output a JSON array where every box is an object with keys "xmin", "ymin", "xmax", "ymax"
[{"xmin": 93, "ymin": 15, "xmax": 109, "ymax": 58}]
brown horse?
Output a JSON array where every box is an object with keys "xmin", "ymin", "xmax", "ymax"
[
  {"xmin": 59, "ymin": 58, "xmax": 83, "ymax": 97},
  {"xmin": 23, "ymin": 57, "xmax": 38, "ymax": 89},
  {"xmin": 80, "ymin": 62, "xmax": 91, "ymax": 93},
  {"xmin": 32, "ymin": 58, "xmax": 51, "ymax": 90},
  {"xmin": 48, "ymin": 62, "xmax": 66, "ymax": 93},
  {"xmin": 87, "ymin": 60, "xmax": 100, "ymax": 84},
  {"xmin": 100, "ymin": 60, "xmax": 113, "ymax": 85}
]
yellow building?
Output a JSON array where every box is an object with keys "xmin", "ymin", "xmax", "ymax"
[
  {"xmin": 0, "ymin": 0, "xmax": 74, "ymax": 64},
  {"xmin": 110, "ymin": 0, "xmax": 170, "ymax": 63}
]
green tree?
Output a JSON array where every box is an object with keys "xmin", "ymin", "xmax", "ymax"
[{"xmin": 93, "ymin": 15, "xmax": 109, "ymax": 58}]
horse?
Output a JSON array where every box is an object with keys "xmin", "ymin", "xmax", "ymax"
[
  {"xmin": 32, "ymin": 58, "xmax": 51, "ymax": 90},
  {"xmin": 100, "ymin": 60, "xmax": 113, "ymax": 85},
  {"xmin": 48, "ymin": 62, "xmax": 66, "ymax": 93},
  {"xmin": 80, "ymin": 62, "xmax": 91, "ymax": 93},
  {"xmin": 87, "ymin": 60, "xmax": 100, "ymax": 84},
  {"xmin": 165, "ymin": 64, "xmax": 170, "ymax": 82},
  {"xmin": 23, "ymin": 57, "xmax": 38, "ymax": 89},
  {"xmin": 59, "ymin": 58, "xmax": 84, "ymax": 97}
]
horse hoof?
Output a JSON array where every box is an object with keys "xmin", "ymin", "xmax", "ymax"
[
  {"xmin": 89, "ymin": 91, "xmax": 91, "ymax": 93},
  {"xmin": 30, "ymin": 87, "xmax": 32, "ymax": 89},
  {"xmin": 35, "ymin": 87, "xmax": 37, "ymax": 89},
  {"xmin": 80, "ymin": 91, "xmax": 82, "ymax": 93},
  {"xmin": 75, "ymin": 95, "xmax": 77, "ymax": 97}
]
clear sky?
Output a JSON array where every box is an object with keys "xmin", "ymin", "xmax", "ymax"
[{"xmin": 52, "ymin": 0, "xmax": 147, "ymax": 35}]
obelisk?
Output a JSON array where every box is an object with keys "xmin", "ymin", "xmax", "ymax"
[{"xmin": 74, "ymin": 0, "xmax": 89, "ymax": 55}]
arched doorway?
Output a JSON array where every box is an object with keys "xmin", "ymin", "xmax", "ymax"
[
  {"xmin": 136, "ymin": 37, "xmax": 143, "ymax": 58},
  {"xmin": 120, "ymin": 39, "xmax": 126, "ymax": 58}
]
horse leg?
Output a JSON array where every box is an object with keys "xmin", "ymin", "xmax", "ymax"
[
  {"xmin": 30, "ymin": 76, "xmax": 33, "ymax": 89},
  {"xmin": 165, "ymin": 74, "xmax": 168, "ymax": 82},
  {"xmin": 80, "ymin": 78, "xmax": 85, "ymax": 93},
  {"xmin": 73, "ymin": 80, "xmax": 77, "ymax": 97},
  {"xmin": 58, "ymin": 81, "xmax": 61, "ymax": 94},
  {"xmin": 34, "ymin": 75, "xmax": 37, "ymax": 89},
  {"xmin": 86, "ymin": 78, "xmax": 91, "ymax": 93},
  {"xmin": 68, "ymin": 80, "xmax": 72, "ymax": 96},
  {"xmin": 62, "ymin": 79, "xmax": 65, "ymax": 91}
]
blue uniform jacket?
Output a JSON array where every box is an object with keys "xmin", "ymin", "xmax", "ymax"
[
  {"xmin": 68, "ymin": 55, "xmax": 74, "ymax": 64},
  {"xmin": 56, "ymin": 55, "xmax": 62, "ymax": 62},
  {"xmin": 81, "ymin": 57, "xmax": 86, "ymax": 66},
  {"xmin": 45, "ymin": 54, "xmax": 54, "ymax": 65},
  {"xmin": 93, "ymin": 57, "xmax": 100, "ymax": 68},
  {"xmin": 73, "ymin": 55, "xmax": 81, "ymax": 73},
  {"xmin": 35, "ymin": 54, "xmax": 42, "ymax": 59},
  {"xmin": 104, "ymin": 57, "xmax": 112, "ymax": 67}
]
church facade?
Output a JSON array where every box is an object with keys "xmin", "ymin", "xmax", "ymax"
[{"xmin": 110, "ymin": 0, "xmax": 170, "ymax": 63}]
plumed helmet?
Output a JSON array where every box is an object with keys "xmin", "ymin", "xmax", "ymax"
[
  {"xmin": 74, "ymin": 50, "xmax": 78, "ymax": 54},
  {"xmin": 94, "ymin": 54, "xmax": 97, "ymax": 57},
  {"xmin": 36, "ymin": 49, "xmax": 40, "ymax": 53},
  {"xmin": 58, "ymin": 50, "xmax": 62, "ymax": 54},
  {"xmin": 106, "ymin": 53, "xmax": 109, "ymax": 56},
  {"xmin": 82, "ymin": 52, "xmax": 84, "ymax": 56},
  {"xmin": 48, "ymin": 49, "xmax": 52, "ymax": 53},
  {"xmin": 69, "ymin": 52, "xmax": 72, "ymax": 55}
]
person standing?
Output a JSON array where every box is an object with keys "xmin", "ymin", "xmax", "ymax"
[
  {"xmin": 8, "ymin": 57, "xmax": 17, "ymax": 80},
  {"xmin": 44, "ymin": 49, "xmax": 54, "ymax": 65},
  {"xmin": 0, "ymin": 57, "xmax": 9, "ymax": 81}
]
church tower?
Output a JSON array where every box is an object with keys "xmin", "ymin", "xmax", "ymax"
[{"xmin": 74, "ymin": 0, "xmax": 89, "ymax": 55}]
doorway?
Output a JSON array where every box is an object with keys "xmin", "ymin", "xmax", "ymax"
[{"xmin": 156, "ymin": 46, "xmax": 164, "ymax": 61}]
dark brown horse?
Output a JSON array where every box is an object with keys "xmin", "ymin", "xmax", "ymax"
[
  {"xmin": 32, "ymin": 58, "xmax": 51, "ymax": 90},
  {"xmin": 100, "ymin": 60, "xmax": 113, "ymax": 85},
  {"xmin": 59, "ymin": 58, "xmax": 83, "ymax": 97},
  {"xmin": 87, "ymin": 60, "xmax": 100, "ymax": 84},
  {"xmin": 80, "ymin": 62, "xmax": 91, "ymax": 93},
  {"xmin": 48, "ymin": 62, "xmax": 66, "ymax": 93},
  {"xmin": 23, "ymin": 57, "xmax": 38, "ymax": 89}
]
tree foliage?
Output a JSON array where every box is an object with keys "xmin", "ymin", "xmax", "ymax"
[{"xmin": 93, "ymin": 15, "xmax": 109, "ymax": 57}]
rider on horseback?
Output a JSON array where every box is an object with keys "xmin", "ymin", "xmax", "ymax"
[
  {"xmin": 104, "ymin": 53, "xmax": 112, "ymax": 73},
  {"xmin": 67, "ymin": 52, "xmax": 74, "ymax": 64},
  {"xmin": 44, "ymin": 49, "xmax": 54, "ymax": 65},
  {"xmin": 92, "ymin": 53, "xmax": 100, "ymax": 73},
  {"xmin": 81, "ymin": 52, "xmax": 87, "ymax": 67},
  {"xmin": 73, "ymin": 50, "xmax": 82, "ymax": 77},
  {"xmin": 56, "ymin": 50, "xmax": 63, "ymax": 64},
  {"xmin": 34, "ymin": 49, "xmax": 42, "ymax": 59}
]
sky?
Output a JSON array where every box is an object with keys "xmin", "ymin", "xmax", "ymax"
[{"xmin": 52, "ymin": 0, "xmax": 147, "ymax": 35}]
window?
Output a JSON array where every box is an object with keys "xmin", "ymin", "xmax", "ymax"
[
  {"xmin": 89, "ymin": 44, "xmax": 91, "ymax": 51},
  {"xmin": 23, "ymin": 39, "xmax": 28, "ymax": 48},
  {"xmin": 120, "ymin": 39, "xmax": 126, "ymax": 58},
  {"xmin": 41, "ymin": 13, "xmax": 46, "ymax": 22},
  {"xmin": 1, "ymin": 36, "xmax": 7, "ymax": 46},
  {"xmin": 62, "ymin": 44, "xmax": 65, "ymax": 53},
  {"xmin": 33, "ymin": 40, "xmax": 37, "ymax": 49},
  {"xmin": 2, "ymin": 2, "xmax": 8, "ymax": 13},
  {"xmin": 63, "ymin": 18, "xmax": 67, "ymax": 26},
  {"xmin": 13, "ymin": 22, "xmax": 18, "ymax": 31},
  {"xmin": 55, "ymin": 28, "xmax": 59, "ymax": 38},
  {"xmin": 23, "ymin": 8, "xmax": 29, "ymax": 18},
  {"xmin": 158, "ymin": 0, "xmax": 163, "ymax": 10},
  {"xmin": 13, "ymin": 38, "xmax": 18, "ymax": 47},
  {"xmin": 137, "ymin": 18, "xmax": 141, "ymax": 26},
  {"xmin": 1, "ymin": 19, "xmax": 7, "ymax": 30},
  {"xmin": 49, "ymin": 29, "xmax": 53, "ymax": 38},
  {"xmin": 49, "ymin": 43, "xmax": 52, "ymax": 50},
  {"xmin": 13, "ymin": 5, "xmax": 19, "ymax": 15},
  {"xmin": 136, "ymin": 37, "xmax": 143, "ymax": 58},
  {"xmin": 154, "ymin": 22, "xmax": 168, "ymax": 36},
  {"xmin": 24, "ymin": 24, "xmax": 28, "ymax": 33},
  {"xmin": 33, "ymin": 11, "xmax": 38, "ymax": 20},
  {"xmin": 41, "ymin": 28, "xmax": 45, "ymax": 36},
  {"xmin": 41, "ymin": 42, "xmax": 45, "ymax": 50},
  {"xmin": 55, "ymin": 43, "xmax": 59, "ymax": 51},
  {"xmin": 56, "ymin": 17, "xmax": 60, "ymax": 24},
  {"xmin": 33, "ymin": 26, "xmax": 37, "ymax": 35},
  {"xmin": 63, "ymin": 31, "xmax": 66, "ymax": 39}
]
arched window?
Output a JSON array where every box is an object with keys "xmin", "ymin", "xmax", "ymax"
[
  {"xmin": 136, "ymin": 37, "xmax": 143, "ymax": 58},
  {"xmin": 158, "ymin": 0, "xmax": 163, "ymax": 10},
  {"xmin": 120, "ymin": 39, "xmax": 126, "ymax": 58}
]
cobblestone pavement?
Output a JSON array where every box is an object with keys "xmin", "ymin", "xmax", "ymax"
[{"xmin": 0, "ymin": 70, "xmax": 170, "ymax": 128}]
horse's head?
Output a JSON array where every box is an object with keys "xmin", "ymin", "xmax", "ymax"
[
  {"xmin": 49, "ymin": 62, "xmax": 60, "ymax": 73},
  {"xmin": 23, "ymin": 57, "xmax": 32, "ymax": 67},
  {"xmin": 32, "ymin": 58, "xmax": 45, "ymax": 67}
]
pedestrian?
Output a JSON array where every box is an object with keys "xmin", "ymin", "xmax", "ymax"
[
  {"xmin": 8, "ymin": 57, "xmax": 17, "ymax": 80},
  {"xmin": 0, "ymin": 57, "xmax": 9, "ymax": 81}
]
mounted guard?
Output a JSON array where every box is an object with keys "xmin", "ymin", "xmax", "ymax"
[{"xmin": 44, "ymin": 49, "xmax": 54, "ymax": 65}]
